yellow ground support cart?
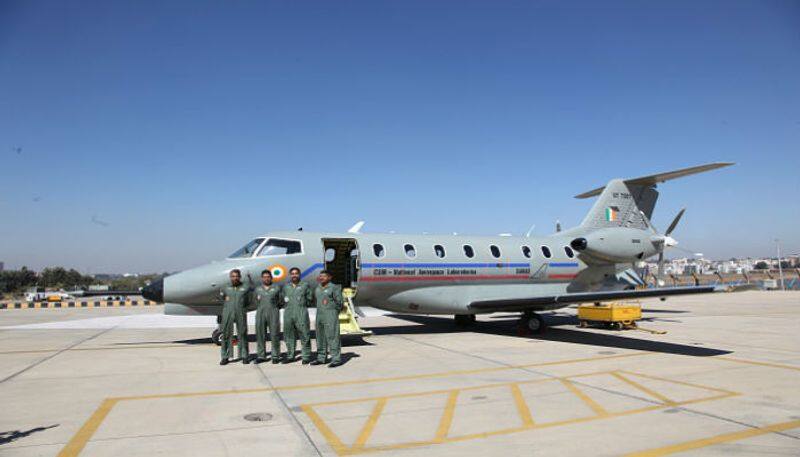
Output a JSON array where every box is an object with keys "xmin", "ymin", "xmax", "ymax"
[
  {"xmin": 578, "ymin": 301, "xmax": 642, "ymax": 330},
  {"xmin": 339, "ymin": 288, "xmax": 373, "ymax": 339}
]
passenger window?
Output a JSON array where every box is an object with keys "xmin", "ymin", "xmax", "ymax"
[
  {"xmin": 490, "ymin": 245, "xmax": 501, "ymax": 258},
  {"xmin": 373, "ymin": 243, "xmax": 385, "ymax": 258},
  {"xmin": 324, "ymin": 248, "xmax": 336, "ymax": 262},
  {"xmin": 564, "ymin": 246, "xmax": 575, "ymax": 258},
  {"xmin": 258, "ymin": 239, "xmax": 301, "ymax": 256},
  {"xmin": 434, "ymin": 244, "xmax": 446, "ymax": 258},
  {"xmin": 463, "ymin": 245, "xmax": 475, "ymax": 258},
  {"xmin": 404, "ymin": 244, "xmax": 417, "ymax": 258},
  {"xmin": 521, "ymin": 246, "xmax": 531, "ymax": 258},
  {"xmin": 541, "ymin": 246, "xmax": 552, "ymax": 258}
]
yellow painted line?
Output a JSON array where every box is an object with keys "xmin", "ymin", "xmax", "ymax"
[
  {"xmin": 58, "ymin": 354, "xmax": 646, "ymax": 456},
  {"xmin": 559, "ymin": 379, "xmax": 609, "ymax": 417},
  {"xmin": 717, "ymin": 356, "xmax": 800, "ymax": 372},
  {"xmin": 352, "ymin": 398, "xmax": 387, "ymax": 449},
  {"xmin": 57, "ymin": 399, "xmax": 118, "ymax": 457},
  {"xmin": 434, "ymin": 390, "xmax": 459, "ymax": 442},
  {"xmin": 625, "ymin": 419, "xmax": 800, "ymax": 457},
  {"xmin": 618, "ymin": 370, "xmax": 737, "ymax": 396},
  {"xmin": 340, "ymin": 371, "xmax": 741, "ymax": 454},
  {"xmin": 611, "ymin": 372, "xmax": 676, "ymax": 406},
  {"xmin": 510, "ymin": 383, "xmax": 535, "ymax": 426},
  {"xmin": 301, "ymin": 405, "xmax": 348, "ymax": 455}
]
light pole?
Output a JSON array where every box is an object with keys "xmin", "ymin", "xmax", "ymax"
[{"xmin": 775, "ymin": 239, "xmax": 785, "ymax": 291}]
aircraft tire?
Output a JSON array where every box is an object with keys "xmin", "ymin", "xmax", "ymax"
[
  {"xmin": 520, "ymin": 313, "xmax": 546, "ymax": 334},
  {"xmin": 454, "ymin": 314, "xmax": 476, "ymax": 327},
  {"xmin": 211, "ymin": 328, "xmax": 222, "ymax": 346}
]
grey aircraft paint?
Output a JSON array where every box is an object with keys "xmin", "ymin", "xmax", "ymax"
[{"xmin": 143, "ymin": 163, "xmax": 732, "ymax": 320}]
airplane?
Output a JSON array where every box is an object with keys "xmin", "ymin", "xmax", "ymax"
[{"xmin": 142, "ymin": 162, "xmax": 733, "ymax": 343}]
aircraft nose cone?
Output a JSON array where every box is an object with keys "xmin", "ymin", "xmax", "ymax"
[{"xmin": 142, "ymin": 278, "xmax": 164, "ymax": 303}]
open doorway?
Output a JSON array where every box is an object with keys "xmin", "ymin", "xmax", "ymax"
[{"xmin": 322, "ymin": 238, "xmax": 360, "ymax": 289}]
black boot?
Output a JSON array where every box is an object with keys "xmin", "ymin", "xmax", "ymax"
[{"xmin": 220, "ymin": 359, "xmax": 229, "ymax": 366}]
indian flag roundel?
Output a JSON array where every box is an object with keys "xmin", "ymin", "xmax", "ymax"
[{"xmin": 268, "ymin": 264, "xmax": 287, "ymax": 281}]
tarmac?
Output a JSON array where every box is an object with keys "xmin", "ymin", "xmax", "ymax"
[{"xmin": 0, "ymin": 291, "xmax": 798, "ymax": 456}]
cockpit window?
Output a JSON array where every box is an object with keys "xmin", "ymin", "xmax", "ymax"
[
  {"xmin": 258, "ymin": 239, "xmax": 303, "ymax": 256},
  {"xmin": 228, "ymin": 238, "xmax": 265, "ymax": 258}
]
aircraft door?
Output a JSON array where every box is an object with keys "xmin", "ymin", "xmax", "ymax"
[{"xmin": 321, "ymin": 238, "xmax": 360, "ymax": 288}]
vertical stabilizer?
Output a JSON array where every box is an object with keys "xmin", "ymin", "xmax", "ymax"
[{"xmin": 575, "ymin": 163, "xmax": 733, "ymax": 230}]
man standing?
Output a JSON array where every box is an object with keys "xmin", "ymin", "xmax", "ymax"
[
  {"xmin": 282, "ymin": 267, "xmax": 313, "ymax": 364},
  {"xmin": 252, "ymin": 270, "xmax": 282, "ymax": 364},
  {"xmin": 311, "ymin": 270, "xmax": 344, "ymax": 368},
  {"xmin": 219, "ymin": 269, "xmax": 251, "ymax": 365}
]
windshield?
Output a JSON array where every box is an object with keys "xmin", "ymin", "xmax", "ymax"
[
  {"xmin": 258, "ymin": 238, "xmax": 302, "ymax": 256},
  {"xmin": 228, "ymin": 238, "xmax": 265, "ymax": 258}
]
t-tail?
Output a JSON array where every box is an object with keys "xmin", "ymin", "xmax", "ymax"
[
  {"xmin": 575, "ymin": 162, "xmax": 733, "ymax": 231},
  {"xmin": 568, "ymin": 163, "xmax": 733, "ymax": 271}
]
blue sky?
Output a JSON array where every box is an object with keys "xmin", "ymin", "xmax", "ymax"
[{"xmin": 1, "ymin": 1, "xmax": 798, "ymax": 273}]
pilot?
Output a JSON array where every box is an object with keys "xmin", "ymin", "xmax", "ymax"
[
  {"xmin": 219, "ymin": 269, "xmax": 251, "ymax": 365},
  {"xmin": 252, "ymin": 269, "xmax": 282, "ymax": 364},
  {"xmin": 311, "ymin": 270, "xmax": 344, "ymax": 367},
  {"xmin": 282, "ymin": 267, "xmax": 313, "ymax": 364}
]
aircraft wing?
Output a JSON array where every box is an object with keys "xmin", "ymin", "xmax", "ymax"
[{"xmin": 468, "ymin": 285, "xmax": 718, "ymax": 312}]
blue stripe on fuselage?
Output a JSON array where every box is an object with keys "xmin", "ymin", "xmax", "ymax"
[
  {"xmin": 300, "ymin": 263, "xmax": 324, "ymax": 278},
  {"xmin": 361, "ymin": 262, "xmax": 529, "ymax": 268}
]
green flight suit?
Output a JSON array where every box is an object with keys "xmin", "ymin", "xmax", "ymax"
[
  {"xmin": 282, "ymin": 281, "xmax": 313, "ymax": 362},
  {"xmin": 314, "ymin": 283, "xmax": 343, "ymax": 364},
  {"xmin": 219, "ymin": 284, "xmax": 250, "ymax": 361},
  {"xmin": 252, "ymin": 283, "xmax": 282, "ymax": 361}
]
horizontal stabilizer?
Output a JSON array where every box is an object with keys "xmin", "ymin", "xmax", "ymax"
[{"xmin": 575, "ymin": 163, "xmax": 734, "ymax": 199}]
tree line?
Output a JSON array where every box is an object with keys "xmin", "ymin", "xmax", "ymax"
[{"xmin": 0, "ymin": 267, "xmax": 165, "ymax": 295}]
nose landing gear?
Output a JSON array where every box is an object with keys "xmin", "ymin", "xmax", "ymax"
[
  {"xmin": 454, "ymin": 314, "xmax": 477, "ymax": 327},
  {"xmin": 212, "ymin": 315, "xmax": 222, "ymax": 346}
]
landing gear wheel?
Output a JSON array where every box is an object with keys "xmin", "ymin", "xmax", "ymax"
[
  {"xmin": 454, "ymin": 314, "xmax": 477, "ymax": 327},
  {"xmin": 518, "ymin": 312, "xmax": 546, "ymax": 334},
  {"xmin": 211, "ymin": 328, "xmax": 222, "ymax": 346}
]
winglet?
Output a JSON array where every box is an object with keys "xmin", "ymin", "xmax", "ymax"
[
  {"xmin": 347, "ymin": 221, "xmax": 365, "ymax": 234},
  {"xmin": 575, "ymin": 162, "xmax": 734, "ymax": 199}
]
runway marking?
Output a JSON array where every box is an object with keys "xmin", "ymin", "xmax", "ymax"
[
  {"xmin": 510, "ymin": 383, "xmax": 535, "ymax": 426},
  {"xmin": 57, "ymin": 352, "xmax": 649, "ymax": 456},
  {"xmin": 625, "ymin": 419, "xmax": 800, "ymax": 457},
  {"xmin": 716, "ymin": 356, "xmax": 800, "ymax": 372},
  {"xmin": 298, "ymin": 370, "xmax": 738, "ymax": 455},
  {"xmin": 611, "ymin": 372, "xmax": 676, "ymax": 406},
  {"xmin": 353, "ymin": 399, "xmax": 387, "ymax": 450},
  {"xmin": 559, "ymin": 378, "xmax": 609, "ymax": 416},
  {"xmin": 58, "ymin": 399, "xmax": 118, "ymax": 457},
  {"xmin": 435, "ymin": 390, "xmax": 459, "ymax": 441}
]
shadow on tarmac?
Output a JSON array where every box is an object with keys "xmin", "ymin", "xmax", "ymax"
[
  {"xmin": 380, "ymin": 314, "xmax": 732, "ymax": 357},
  {"xmin": 0, "ymin": 424, "xmax": 58, "ymax": 445}
]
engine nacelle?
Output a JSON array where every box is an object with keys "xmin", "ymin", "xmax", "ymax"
[{"xmin": 570, "ymin": 228, "xmax": 658, "ymax": 263}]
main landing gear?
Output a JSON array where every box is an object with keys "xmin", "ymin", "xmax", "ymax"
[
  {"xmin": 211, "ymin": 315, "xmax": 222, "ymax": 346},
  {"xmin": 518, "ymin": 311, "xmax": 546, "ymax": 335},
  {"xmin": 454, "ymin": 314, "xmax": 477, "ymax": 327}
]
